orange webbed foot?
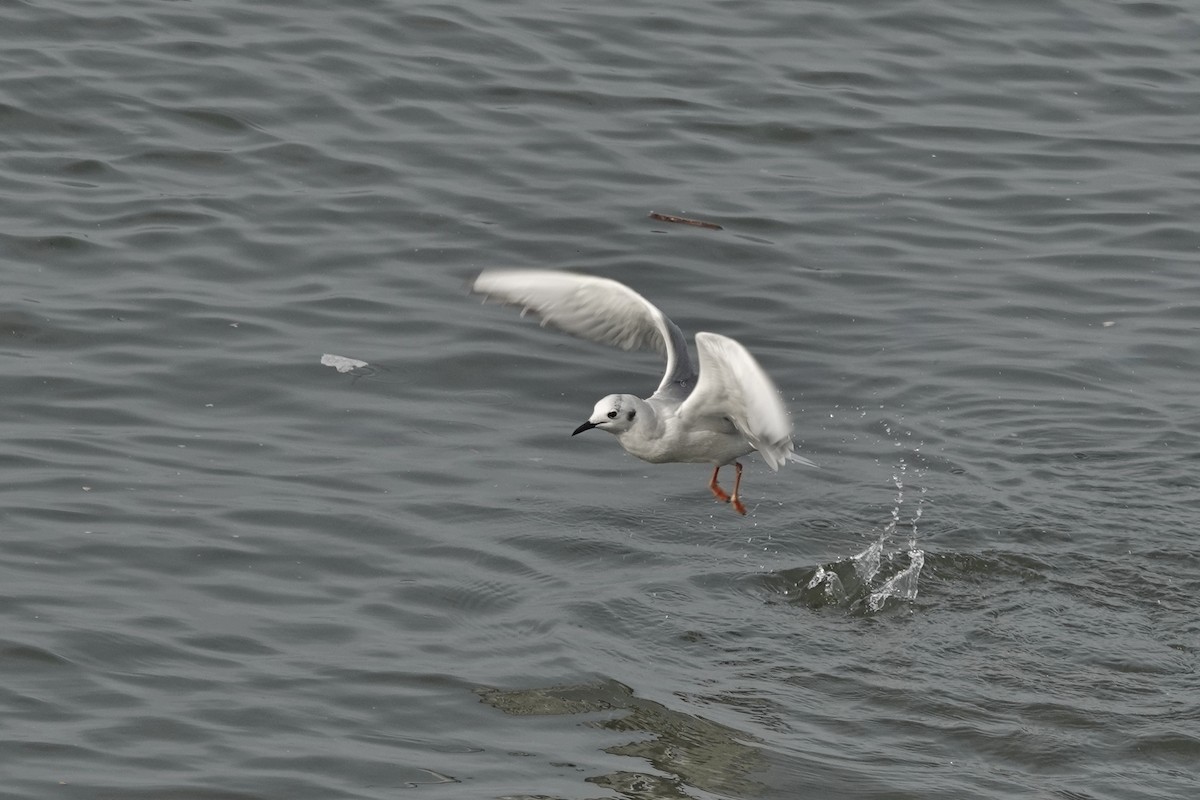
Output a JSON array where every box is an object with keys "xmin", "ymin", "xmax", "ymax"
[
  {"xmin": 709, "ymin": 464, "xmax": 747, "ymax": 513},
  {"xmin": 729, "ymin": 461, "xmax": 746, "ymax": 515},
  {"xmin": 708, "ymin": 465, "xmax": 731, "ymax": 503}
]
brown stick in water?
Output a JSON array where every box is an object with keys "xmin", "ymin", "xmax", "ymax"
[{"xmin": 647, "ymin": 211, "xmax": 723, "ymax": 230}]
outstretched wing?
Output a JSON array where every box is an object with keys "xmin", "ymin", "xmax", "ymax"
[
  {"xmin": 471, "ymin": 269, "xmax": 696, "ymax": 397},
  {"xmin": 679, "ymin": 331, "xmax": 799, "ymax": 470}
]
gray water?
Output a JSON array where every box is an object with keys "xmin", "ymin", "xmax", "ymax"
[{"xmin": 2, "ymin": 1, "xmax": 1197, "ymax": 798}]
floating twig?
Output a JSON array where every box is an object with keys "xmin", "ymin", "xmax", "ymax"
[{"xmin": 647, "ymin": 211, "xmax": 723, "ymax": 230}]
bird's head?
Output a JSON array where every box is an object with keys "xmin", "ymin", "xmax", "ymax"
[{"xmin": 572, "ymin": 394, "xmax": 642, "ymax": 437}]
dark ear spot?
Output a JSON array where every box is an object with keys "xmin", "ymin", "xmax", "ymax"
[{"xmin": 627, "ymin": 410, "xmax": 636, "ymax": 421}]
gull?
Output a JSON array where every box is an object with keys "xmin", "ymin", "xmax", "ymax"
[{"xmin": 471, "ymin": 269, "xmax": 815, "ymax": 514}]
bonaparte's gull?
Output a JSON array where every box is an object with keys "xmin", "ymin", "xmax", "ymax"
[{"xmin": 471, "ymin": 269, "xmax": 814, "ymax": 514}]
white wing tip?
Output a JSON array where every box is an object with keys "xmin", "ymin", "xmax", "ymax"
[{"xmin": 786, "ymin": 451, "xmax": 819, "ymax": 468}]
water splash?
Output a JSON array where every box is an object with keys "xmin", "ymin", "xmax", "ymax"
[
  {"xmin": 799, "ymin": 453, "xmax": 928, "ymax": 613},
  {"xmin": 863, "ymin": 455, "xmax": 928, "ymax": 610},
  {"xmin": 851, "ymin": 536, "xmax": 884, "ymax": 583},
  {"xmin": 868, "ymin": 548, "xmax": 925, "ymax": 612},
  {"xmin": 804, "ymin": 564, "xmax": 847, "ymax": 603}
]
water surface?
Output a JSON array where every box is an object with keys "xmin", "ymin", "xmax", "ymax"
[{"xmin": 2, "ymin": 1, "xmax": 1197, "ymax": 798}]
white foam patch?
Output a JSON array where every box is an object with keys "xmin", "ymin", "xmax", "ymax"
[{"xmin": 321, "ymin": 353, "xmax": 369, "ymax": 373}]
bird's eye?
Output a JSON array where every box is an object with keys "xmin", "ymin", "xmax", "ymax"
[
  {"xmin": 607, "ymin": 410, "xmax": 618, "ymax": 419},
  {"xmin": 627, "ymin": 410, "xmax": 636, "ymax": 421}
]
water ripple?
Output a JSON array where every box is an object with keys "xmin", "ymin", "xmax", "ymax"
[{"xmin": 2, "ymin": 0, "xmax": 1198, "ymax": 797}]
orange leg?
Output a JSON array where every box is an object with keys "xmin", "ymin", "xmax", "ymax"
[
  {"xmin": 708, "ymin": 465, "xmax": 731, "ymax": 503},
  {"xmin": 729, "ymin": 462, "xmax": 746, "ymax": 515}
]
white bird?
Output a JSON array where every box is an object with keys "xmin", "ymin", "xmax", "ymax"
[{"xmin": 471, "ymin": 269, "xmax": 814, "ymax": 514}]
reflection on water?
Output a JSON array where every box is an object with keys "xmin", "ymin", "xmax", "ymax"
[{"xmin": 477, "ymin": 679, "xmax": 766, "ymax": 800}]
